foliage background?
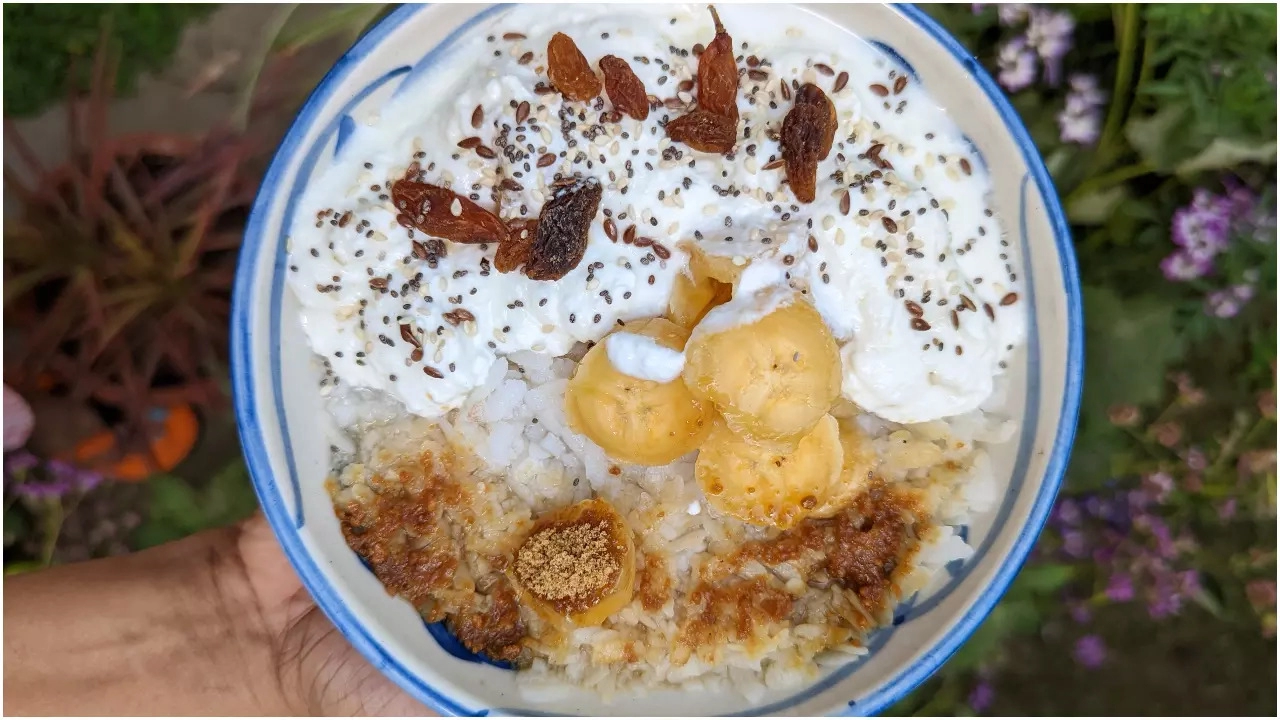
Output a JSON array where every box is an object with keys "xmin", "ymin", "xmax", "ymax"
[{"xmin": 2, "ymin": 3, "xmax": 1275, "ymax": 715}]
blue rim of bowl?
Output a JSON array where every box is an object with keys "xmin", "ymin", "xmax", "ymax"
[{"xmin": 231, "ymin": 3, "xmax": 1083, "ymax": 716}]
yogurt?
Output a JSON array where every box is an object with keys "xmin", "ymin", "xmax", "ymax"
[
  {"xmin": 288, "ymin": 4, "xmax": 1025, "ymax": 423},
  {"xmin": 605, "ymin": 332, "xmax": 685, "ymax": 383}
]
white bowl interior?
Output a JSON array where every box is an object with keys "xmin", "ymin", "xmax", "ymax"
[{"xmin": 232, "ymin": 3, "xmax": 1082, "ymax": 716}]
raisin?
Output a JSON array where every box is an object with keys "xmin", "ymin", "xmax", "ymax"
[
  {"xmin": 665, "ymin": 110, "xmax": 737, "ymax": 154},
  {"xmin": 697, "ymin": 6, "xmax": 739, "ymax": 123},
  {"xmin": 781, "ymin": 103, "xmax": 825, "ymax": 203},
  {"xmin": 599, "ymin": 55, "xmax": 650, "ymax": 120},
  {"xmin": 547, "ymin": 32, "xmax": 601, "ymax": 102},
  {"xmin": 495, "ymin": 218, "xmax": 537, "ymax": 274},
  {"xmin": 524, "ymin": 178, "xmax": 602, "ymax": 281},
  {"xmin": 390, "ymin": 180, "xmax": 509, "ymax": 245},
  {"xmin": 794, "ymin": 83, "xmax": 836, "ymax": 160}
]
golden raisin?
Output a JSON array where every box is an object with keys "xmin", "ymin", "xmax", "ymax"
[
  {"xmin": 697, "ymin": 6, "xmax": 739, "ymax": 123},
  {"xmin": 794, "ymin": 83, "xmax": 837, "ymax": 160},
  {"xmin": 781, "ymin": 103, "xmax": 825, "ymax": 203},
  {"xmin": 547, "ymin": 32, "xmax": 601, "ymax": 102},
  {"xmin": 525, "ymin": 179, "xmax": 602, "ymax": 281},
  {"xmin": 665, "ymin": 110, "xmax": 737, "ymax": 154},
  {"xmin": 495, "ymin": 218, "xmax": 538, "ymax": 274},
  {"xmin": 600, "ymin": 55, "xmax": 650, "ymax": 120},
  {"xmin": 391, "ymin": 181, "xmax": 509, "ymax": 245}
]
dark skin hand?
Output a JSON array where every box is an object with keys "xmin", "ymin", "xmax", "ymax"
[{"xmin": 3, "ymin": 511, "xmax": 432, "ymax": 716}]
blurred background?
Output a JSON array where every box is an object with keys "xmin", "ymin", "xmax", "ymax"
[{"xmin": 2, "ymin": 4, "xmax": 1275, "ymax": 715}]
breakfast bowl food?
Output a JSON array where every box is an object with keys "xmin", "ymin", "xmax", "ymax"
[{"xmin": 231, "ymin": 3, "xmax": 1083, "ymax": 715}]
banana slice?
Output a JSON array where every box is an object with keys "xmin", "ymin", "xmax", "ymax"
[
  {"xmin": 683, "ymin": 290, "xmax": 842, "ymax": 447},
  {"xmin": 813, "ymin": 418, "xmax": 879, "ymax": 518},
  {"xmin": 565, "ymin": 317, "xmax": 713, "ymax": 465},
  {"xmin": 669, "ymin": 266, "xmax": 733, "ymax": 329},
  {"xmin": 695, "ymin": 414, "xmax": 845, "ymax": 528},
  {"xmin": 510, "ymin": 498, "xmax": 636, "ymax": 627}
]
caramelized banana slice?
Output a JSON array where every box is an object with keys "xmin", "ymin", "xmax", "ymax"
[
  {"xmin": 813, "ymin": 418, "xmax": 879, "ymax": 518},
  {"xmin": 510, "ymin": 498, "xmax": 636, "ymax": 627},
  {"xmin": 695, "ymin": 414, "xmax": 844, "ymax": 528},
  {"xmin": 565, "ymin": 317, "xmax": 712, "ymax": 465},
  {"xmin": 683, "ymin": 289, "xmax": 841, "ymax": 447}
]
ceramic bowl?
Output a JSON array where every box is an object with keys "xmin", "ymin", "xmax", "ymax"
[{"xmin": 231, "ymin": 3, "xmax": 1083, "ymax": 715}]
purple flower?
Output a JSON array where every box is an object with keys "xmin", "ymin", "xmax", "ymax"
[
  {"xmin": 1218, "ymin": 498, "xmax": 1238, "ymax": 520},
  {"xmin": 47, "ymin": 460, "xmax": 103, "ymax": 493},
  {"xmin": 997, "ymin": 3, "xmax": 1031, "ymax": 26},
  {"xmin": 1073, "ymin": 635, "xmax": 1106, "ymax": 668},
  {"xmin": 1106, "ymin": 572, "xmax": 1135, "ymax": 602},
  {"xmin": 968, "ymin": 680, "xmax": 996, "ymax": 713},
  {"xmin": 997, "ymin": 36, "xmax": 1038, "ymax": 92},
  {"xmin": 1053, "ymin": 497, "xmax": 1082, "ymax": 526},
  {"xmin": 1184, "ymin": 447, "xmax": 1208, "ymax": 472},
  {"xmin": 1160, "ymin": 251, "xmax": 1213, "ymax": 281},
  {"xmin": 1206, "ymin": 284, "xmax": 1255, "ymax": 318},
  {"xmin": 1057, "ymin": 74, "xmax": 1105, "ymax": 144},
  {"xmin": 4, "ymin": 385, "xmax": 33, "ymax": 451},
  {"xmin": 1172, "ymin": 202, "xmax": 1232, "ymax": 261},
  {"xmin": 1026, "ymin": 9, "xmax": 1075, "ymax": 84},
  {"xmin": 4, "ymin": 449, "xmax": 39, "ymax": 476},
  {"xmin": 1069, "ymin": 602, "xmax": 1093, "ymax": 624},
  {"xmin": 1062, "ymin": 529, "xmax": 1089, "ymax": 558},
  {"xmin": 1143, "ymin": 472, "xmax": 1174, "ymax": 503},
  {"xmin": 1148, "ymin": 576, "xmax": 1184, "ymax": 618}
]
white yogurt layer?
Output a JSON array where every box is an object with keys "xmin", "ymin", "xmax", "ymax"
[
  {"xmin": 288, "ymin": 4, "xmax": 1026, "ymax": 424},
  {"xmin": 605, "ymin": 332, "xmax": 685, "ymax": 383}
]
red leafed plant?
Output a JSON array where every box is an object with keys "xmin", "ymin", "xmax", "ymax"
[{"xmin": 2, "ymin": 42, "xmax": 278, "ymax": 470}]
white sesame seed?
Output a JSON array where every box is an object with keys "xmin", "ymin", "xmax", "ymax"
[
  {"xmin": 703, "ymin": 204, "xmax": 718, "ymax": 216},
  {"xmin": 731, "ymin": 256, "xmax": 747, "ymax": 266},
  {"xmin": 463, "ymin": 321, "xmax": 478, "ymax": 336},
  {"xmin": 835, "ymin": 228, "xmax": 846, "ymax": 245},
  {"xmin": 822, "ymin": 215, "xmax": 835, "ymax": 230},
  {"xmin": 450, "ymin": 198, "xmax": 463, "ymax": 216}
]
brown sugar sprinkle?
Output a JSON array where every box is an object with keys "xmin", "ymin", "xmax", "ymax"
[
  {"xmin": 1000, "ymin": 292, "xmax": 1018, "ymax": 306},
  {"xmin": 839, "ymin": 189, "xmax": 851, "ymax": 215},
  {"xmin": 515, "ymin": 100, "xmax": 531, "ymax": 125},
  {"xmin": 905, "ymin": 300, "xmax": 924, "ymax": 318},
  {"xmin": 833, "ymin": 70, "xmax": 849, "ymax": 93},
  {"xmin": 443, "ymin": 308, "xmax": 476, "ymax": 326},
  {"xmin": 959, "ymin": 157, "xmax": 973, "ymax": 176},
  {"xmin": 882, "ymin": 216, "xmax": 899, "ymax": 233},
  {"xmin": 537, "ymin": 153, "xmax": 556, "ymax": 168},
  {"xmin": 458, "ymin": 136, "xmax": 482, "ymax": 149},
  {"xmin": 514, "ymin": 513, "xmax": 623, "ymax": 615},
  {"xmin": 518, "ymin": 51, "xmax": 534, "ymax": 65},
  {"xmin": 423, "ymin": 366, "xmax": 444, "ymax": 378},
  {"xmin": 870, "ymin": 83, "xmax": 890, "ymax": 97},
  {"xmin": 502, "ymin": 31, "xmax": 527, "ymax": 40},
  {"xmin": 475, "ymin": 145, "xmax": 497, "ymax": 159},
  {"xmin": 603, "ymin": 218, "xmax": 618, "ymax": 242},
  {"xmin": 813, "ymin": 62, "xmax": 835, "ymax": 76},
  {"xmin": 893, "ymin": 75, "xmax": 908, "ymax": 95},
  {"xmin": 470, "ymin": 104, "xmax": 484, "ymax": 129},
  {"xmin": 910, "ymin": 317, "xmax": 931, "ymax": 331},
  {"xmin": 762, "ymin": 158, "xmax": 785, "ymax": 171}
]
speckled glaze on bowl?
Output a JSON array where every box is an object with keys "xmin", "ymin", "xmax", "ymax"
[{"xmin": 231, "ymin": 4, "xmax": 1082, "ymax": 715}]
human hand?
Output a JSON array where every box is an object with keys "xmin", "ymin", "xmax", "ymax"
[{"xmin": 226, "ymin": 511, "xmax": 433, "ymax": 716}]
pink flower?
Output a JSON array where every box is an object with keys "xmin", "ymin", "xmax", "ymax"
[
  {"xmin": 1073, "ymin": 635, "xmax": 1106, "ymax": 668},
  {"xmin": 1160, "ymin": 251, "xmax": 1213, "ymax": 281},
  {"xmin": 3, "ymin": 385, "xmax": 33, "ymax": 451},
  {"xmin": 997, "ymin": 36, "xmax": 1038, "ymax": 92}
]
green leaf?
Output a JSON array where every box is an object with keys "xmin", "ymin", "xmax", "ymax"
[
  {"xmin": 1009, "ymin": 563, "xmax": 1076, "ymax": 596},
  {"xmin": 205, "ymin": 459, "xmax": 258, "ymax": 526},
  {"xmin": 131, "ymin": 521, "xmax": 187, "ymax": 550},
  {"xmin": 1175, "ymin": 137, "xmax": 1278, "ymax": 176},
  {"xmin": 1080, "ymin": 285, "xmax": 1185, "ymax": 421},
  {"xmin": 1068, "ymin": 185, "xmax": 1130, "ymax": 225},
  {"xmin": 146, "ymin": 474, "xmax": 205, "ymax": 533},
  {"xmin": 1123, "ymin": 104, "xmax": 1190, "ymax": 170}
]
